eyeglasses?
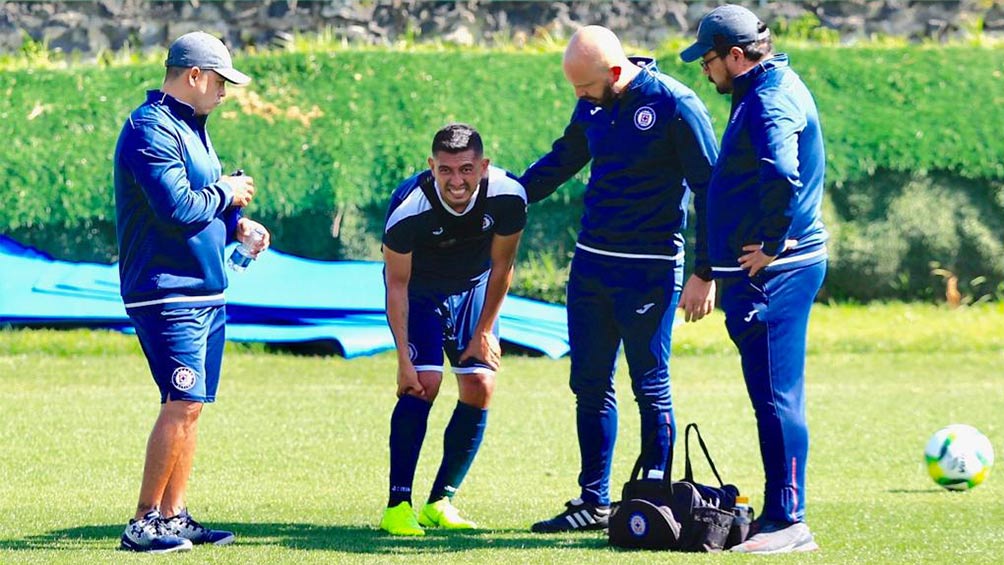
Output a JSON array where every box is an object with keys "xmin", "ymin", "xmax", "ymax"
[{"xmin": 699, "ymin": 54, "xmax": 719, "ymax": 71}]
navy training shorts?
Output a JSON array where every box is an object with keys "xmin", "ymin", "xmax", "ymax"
[
  {"xmin": 407, "ymin": 273, "xmax": 497, "ymax": 375},
  {"xmin": 129, "ymin": 305, "xmax": 226, "ymax": 403}
]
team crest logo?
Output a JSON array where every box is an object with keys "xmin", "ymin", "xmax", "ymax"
[
  {"xmin": 171, "ymin": 366, "xmax": 198, "ymax": 391},
  {"xmin": 628, "ymin": 512, "xmax": 648, "ymax": 537},
  {"xmin": 408, "ymin": 343, "xmax": 418, "ymax": 361},
  {"xmin": 634, "ymin": 106, "xmax": 656, "ymax": 131},
  {"xmin": 481, "ymin": 214, "xmax": 495, "ymax": 231}
]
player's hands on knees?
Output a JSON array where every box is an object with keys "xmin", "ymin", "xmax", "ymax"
[
  {"xmin": 459, "ymin": 331, "xmax": 501, "ymax": 371},
  {"xmin": 679, "ymin": 274, "xmax": 715, "ymax": 322},
  {"xmin": 223, "ymin": 174, "xmax": 255, "ymax": 207},
  {"xmin": 235, "ymin": 218, "xmax": 270, "ymax": 257},
  {"xmin": 397, "ymin": 362, "xmax": 425, "ymax": 399}
]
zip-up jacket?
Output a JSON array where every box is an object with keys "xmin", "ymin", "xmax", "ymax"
[
  {"xmin": 709, "ymin": 54, "xmax": 828, "ymax": 277},
  {"xmin": 114, "ymin": 90, "xmax": 241, "ymax": 310},
  {"xmin": 519, "ymin": 57, "xmax": 718, "ymax": 268}
]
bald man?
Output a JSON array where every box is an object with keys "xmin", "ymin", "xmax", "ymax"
[{"xmin": 520, "ymin": 26, "xmax": 719, "ymax": 533}]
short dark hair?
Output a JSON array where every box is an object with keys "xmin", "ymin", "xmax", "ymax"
[
  {"xmin": 432, "ymin": 123, "xmax": 483, "ymax": 156},
  {"xmin": 165, "ymin": 65, "xmax": 189, "ymax": 81},
  {"xmin": 714, "ymin": 22, "xmax": 773, "ymax": 62}
]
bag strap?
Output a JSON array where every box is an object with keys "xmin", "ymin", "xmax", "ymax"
[{"xmin": 683, "ymin": 423, "xmax": 725, "ymax": 487}]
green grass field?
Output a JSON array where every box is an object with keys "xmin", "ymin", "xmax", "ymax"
[{"xmin": 1, "ymin": 303, "xmax": 1002, "ymax": 563}]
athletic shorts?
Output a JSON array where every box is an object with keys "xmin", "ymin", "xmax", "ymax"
[
  {"xmin": 129, "ymin": 305, "xmax": 226, "ymax": 403},
  {"xmin": 407, "ymin": 273, "xmax": 497, "ymax": 375}
]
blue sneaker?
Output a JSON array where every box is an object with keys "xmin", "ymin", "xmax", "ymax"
[
  {"xmin": 120, "ymin": 509, "xmax": 193, "ymax": 553},
  {"xmin": 162, "ymin": 509, "xmax": 235, "ymax": 545}
]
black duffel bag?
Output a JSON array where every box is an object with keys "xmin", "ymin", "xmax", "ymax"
[
  {"xmin": 609, "ymin": 423, "xmax": 750, "ymax": 552},
  {"xmin": 669, "ymin": 423, "xmax": 744, "ymax": 552}
]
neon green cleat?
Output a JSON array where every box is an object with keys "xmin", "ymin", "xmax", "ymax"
[
  {"xmin": 418, "ymin": 498, "xmax": 477, "ymax": 530},
  {"xmin": 380, "ymin": 502, "xmax": 425, "ymax": 536}
]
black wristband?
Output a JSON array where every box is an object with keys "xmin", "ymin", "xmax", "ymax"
[{"xmin": 694, "ymin": 266, "xmax": 713, "ymax": 281}]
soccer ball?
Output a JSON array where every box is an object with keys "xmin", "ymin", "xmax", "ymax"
[{"xmin": 924, "ymin": 424, "xmax": 995, "ymax": 491}]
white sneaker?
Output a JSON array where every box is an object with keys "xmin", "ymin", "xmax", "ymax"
[
  {"xmin": 730, "ymin": 521, "xmax": 819, "ymax": 554},
  {"xmin": 119, "ymin": 509, "xmax": 193, "ymax": 553}
]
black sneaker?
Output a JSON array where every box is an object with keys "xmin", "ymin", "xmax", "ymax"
[
  {"xmin": 162, "ymin": 509, "xmax": 235, "ymax": 545},
  {"xmin": 530, "ymin": 498, "xmax": 610, "ymax": 533},
  {"xmin": 120, "ymin": 509, "xmax": 193, "ymax": 553}
]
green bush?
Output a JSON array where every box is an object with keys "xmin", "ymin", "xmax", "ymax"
[{"xmin": 2, "ymin": 46, "xmax": 1002, "ymax": 301}]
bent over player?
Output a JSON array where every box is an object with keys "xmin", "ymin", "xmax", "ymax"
[{"xmin": 379, "ymin": 123, "xmax": 527, "ymax": 536}]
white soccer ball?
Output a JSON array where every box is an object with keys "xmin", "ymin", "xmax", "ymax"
[{"xmin": 924, "ymin": 424, "xmax": 995, "ymax": 491}]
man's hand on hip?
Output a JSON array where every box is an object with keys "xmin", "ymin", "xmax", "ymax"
[{"xmin": 739, "ymin": 239, "xmax": 795, "ymax": 277}]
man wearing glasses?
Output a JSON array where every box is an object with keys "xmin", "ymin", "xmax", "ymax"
[{"xmin": 681, "ymin": 4, "xmax": 828, "ymax": 554}]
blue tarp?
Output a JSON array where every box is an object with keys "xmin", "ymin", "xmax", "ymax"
[{"xmin": 0, "ymin": 235, "xmax": 569, "ymax": 359}]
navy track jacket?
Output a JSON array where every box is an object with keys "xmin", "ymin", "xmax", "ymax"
[
  {"xmin": 519, "ymin": 57, "xmax": 718, "ymax": 269},
  {"xmin": 709, "ymin": 55, "xmax": 828, "ymax": 277},
  {"xmin": 114, "ymin": 90, "xmax": 241, "ymax": 310}
]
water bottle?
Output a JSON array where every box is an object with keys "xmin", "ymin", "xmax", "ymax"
[
  {"xmin": 227, "ymin": 227, "xmax": 266, "ymax": 272},
  {"xmin": 726, "ymin": 495, "xmax": 753, "ymax": 549}
]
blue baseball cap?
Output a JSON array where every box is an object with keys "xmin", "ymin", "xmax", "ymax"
[
  {"xmin": 165, "ymin": 31, "xmax": 250, "ymax": 85},
  {"xmin": 680, "ymin": 4, "xmax": 771, "ymax": 63}
]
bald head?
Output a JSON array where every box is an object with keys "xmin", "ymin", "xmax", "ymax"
[
  {"xmin": 562, "ymin": 26, "xmax": 639, "ymax": 106},
  {"xmin": 564, "ymin": 25, "xmax": 628, "ymax": 71}
]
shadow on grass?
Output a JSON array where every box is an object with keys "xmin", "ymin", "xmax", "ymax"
[{"xmin": 0, "ymin": 522, "xmax": 609, "ymax": 554}]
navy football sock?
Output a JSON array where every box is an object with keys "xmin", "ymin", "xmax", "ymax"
[
  {"xmin": 388, "ymin": 394, "xmax": 432, "ymax": 507},
  {"xmin": 428, "ymin": 401, "xmax": 487, "ymax": 503}
]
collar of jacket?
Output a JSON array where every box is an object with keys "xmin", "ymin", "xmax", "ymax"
[
  {"xmin": 625, "ymin": 56, "xmax": 658, "ymax": 93},
  {"xmin": 146, "ymin": 89, "xmax": 206, "ymax": 126},
  {"xmin": 731, "ymin": 53, "xmax": 790, "ymax": 102}
]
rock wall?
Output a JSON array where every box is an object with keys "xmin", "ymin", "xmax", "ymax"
[{"xmin": 2, "ymin": 1, "xmax": 1001, "ymax": 56}]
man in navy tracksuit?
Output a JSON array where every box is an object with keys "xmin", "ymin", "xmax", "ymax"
[
  {"xmin": 114, "ymin": 32, "xmax": 268, "ymax": 553},
  {"xmin": 682, "ymin": 5, "xmax": 827, "ymax": 553},
  {"xmin": 522, "ymin": 26, "xmax": 719, "ymax": 533}
]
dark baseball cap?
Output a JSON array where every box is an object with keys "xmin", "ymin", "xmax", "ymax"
[
  {"xmin": 680, "ymin": 4, "xmax": 771, "ymax": 63},
  {"xmin": 165, "ymin": 31, "xmax": 251, "ymax": 85}
]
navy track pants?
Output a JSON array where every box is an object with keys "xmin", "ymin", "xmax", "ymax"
[{"xmin": 718, "ymin": 261, "xmax": 826, "ymax": 523}]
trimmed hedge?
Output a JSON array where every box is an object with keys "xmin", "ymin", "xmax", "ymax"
[{"xmin": 2, "ymin": 46, "xmax": 1002, "ymax": 301}]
